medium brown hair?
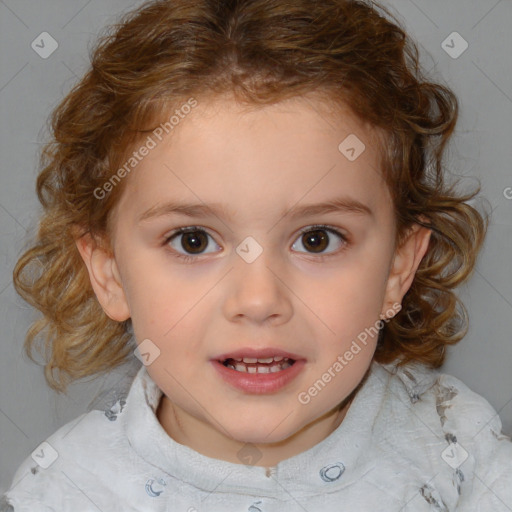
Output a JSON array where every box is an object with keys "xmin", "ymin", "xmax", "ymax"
[{"xmin": 13, "ymin": 0, "xmax": 488, "ymax": 393}]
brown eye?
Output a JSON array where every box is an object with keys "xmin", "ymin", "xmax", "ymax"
[
  {"xmin": 301, "ymin": 229, "xmax": 328, "ymax": 253},
  {"xmin": 180, "ymin": 230, "xmax": 208, "ymax": 254},
  {"xmin": 291, "ymin": 225, "xmax": 346, "ymax": 256},
  {"xmin": 165, "ymin": 227, "xmax": 220, "ymax": 258}
]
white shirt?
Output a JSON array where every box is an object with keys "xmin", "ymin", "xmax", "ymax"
[{"xmin": 3, "ymin": 360, "xmax": 512, "ymax": 511}]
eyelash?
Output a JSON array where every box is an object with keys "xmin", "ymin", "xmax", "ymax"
[{"xmin": 162, "ymin": 224, "xmax": 349, "ymax": 263}]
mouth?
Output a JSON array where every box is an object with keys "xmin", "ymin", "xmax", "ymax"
[
  {"xmin": 221, "ymin": 356, "xmax": 296, "ymax": 374},
  {"xmin": 212, "ymin": 348, "xmax": 305, "ymax": 393}
]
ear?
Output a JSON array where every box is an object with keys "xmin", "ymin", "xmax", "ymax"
[
  {"xmin": 74, "ymin": 232, "xmax": 131, "ymax": 322},
  {"xmin": 381, "ymin": 221, "xmax": 432, "ymax": 319}
]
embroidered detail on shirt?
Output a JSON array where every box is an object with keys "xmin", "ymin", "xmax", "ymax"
[
  {"xmin": 490, "ymin": 428, "xmax": 512, "ymax": 441},
  {"xmin": 441, "ymin": 434, "xmax": 466, "ymax": 494},
  {"xmin": 142, "ymin": 373, "xmax": 163, "ymax": 411},
  {"xmin": 435, "ymin": 384, "xmax": 458, "ymax": 427},
  {"xmin": 441, "ymin": 433, "xmax": 469, "ymax": 469},
  {"xmin": 248, "ymin": 500, "xmax": 263, "ymax": 511},
  {"xmin": 419, "ymin": 483, "xmax": 448, "ymax": 511},
  {"xmin": 145, "ymin": 477, "xmax": 167, "ymax": 497},
  {"xmin": 264, "ymin": 467, "xmax": 276, "ymax": 478},
  {"xmin": 104, "ymin": 398, "xmax": 127, "ymax": 421},
  {"xmin": 445, "ymin": 433, "xmax": 456, "ymax": 444},
  {"xmin": 402, "ymin": 369, "xmax": 416, "ymax": 382},
  {"xmin": 380, "ymin": 362, "xmax": 438, "ymax": 403},
  {"xmin": 401, "ymin": 369, "xmax": 421, "ymax": 402},
  {"xmin": 319, "ymin": 462, "xmax": 345, "ymax": 482},
  {"xmin": 453, "ymin": 468, "xmax": 464, "ymax": 495}
]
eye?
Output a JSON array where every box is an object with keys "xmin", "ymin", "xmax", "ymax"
[
  {"xmin": 163, "ymin": 224, "xmax": 348, "ymax": 263},
  {"xmin": 291, "ymin": 225, "xmax": 347, "ymax": 257},
  {"xmin": 163, "ymin": 226, "xmax": 220, "ymax": 262}
]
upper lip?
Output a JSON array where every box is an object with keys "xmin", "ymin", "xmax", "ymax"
[{"xmin": 214, "ymin": 347, "xmax": 305, "ymax": 362}]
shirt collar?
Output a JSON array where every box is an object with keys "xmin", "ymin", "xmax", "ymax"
[{"xmin": 122, "ymin": 359, "xmax": 436, "ymax": 497}]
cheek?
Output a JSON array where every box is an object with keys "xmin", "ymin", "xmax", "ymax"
[
  {"xmin": 310, "ymin": 251, "xmax": 390, "ymax": 314},
  {"xmin": 127, "ymin": 274, "xmax": 214, "ymax": 357},
  {"xmin": 346, "ymin": 231, "xmax": 393, "ymax": 301},
  {"xmin": 120, "ymin": 250, "xmax": 198, "ymax": 319},
  {"xmin": 298, "ymin": 242, "xmax": 392, "ymax": 348}
]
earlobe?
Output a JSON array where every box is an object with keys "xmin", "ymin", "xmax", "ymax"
[
  {"xmin": 381, "ymin": 222, "xmax": 432, "ymax": 318},
  {"xmin": 74, "ymin": 233, "xmax": 131, "ymax": 322}
]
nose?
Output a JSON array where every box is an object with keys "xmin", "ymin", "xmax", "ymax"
[{"xmin": 222, "ymin": 245, "xmax": 293, "ymax": 325}]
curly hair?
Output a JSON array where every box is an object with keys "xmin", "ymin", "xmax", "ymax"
[{"xmin": 13, "ymin": 0, "xmax": 488, "ymax": 393}]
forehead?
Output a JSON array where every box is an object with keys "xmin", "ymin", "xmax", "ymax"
[
  {"xmin": 162, "ymin": 93, "xmax": 383, "ymax": 150},
  {"xmin": 112, "ymin": 94, "xmax": 389, "ymax": 226}
]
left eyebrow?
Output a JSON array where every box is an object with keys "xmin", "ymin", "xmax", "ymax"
[{"xmin": 137, "ymin": 196, "xmax": 373, "ymax": 223}]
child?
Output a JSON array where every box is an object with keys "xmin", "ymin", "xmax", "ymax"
[{"xmin": 3, "ymin": 0, "xmax": 511, "ymax": 510}]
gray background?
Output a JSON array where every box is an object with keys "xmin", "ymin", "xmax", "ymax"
[{"xmin": 1, "ymin": 0, "xmax": 511, "ymax": 494}]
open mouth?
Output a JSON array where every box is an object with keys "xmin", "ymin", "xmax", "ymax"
[{"xmin": 221, "ymin": 356, "xmax": 296, "ymax": 373}]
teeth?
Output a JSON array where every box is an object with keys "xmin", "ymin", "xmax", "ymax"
[
  {"xmin": 226, "ymin": 360, "xmax": 293, "ymax": 373},
  {"xmin": 241, "ymin": 356, "xmax": 288, "ymax": 364}
]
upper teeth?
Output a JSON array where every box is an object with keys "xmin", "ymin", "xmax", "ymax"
[
  {"xmin": 238, "ymin": 356, "xmax": 285, "ymax": 363},
  {"xmin": 225, "ymin": 357, "xmax": 292, "ymax": 373}
]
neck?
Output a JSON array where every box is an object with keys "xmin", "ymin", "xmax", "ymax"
[{"xmin": 156, "ymin": 391, "xmax": 355, "ymax": 467}]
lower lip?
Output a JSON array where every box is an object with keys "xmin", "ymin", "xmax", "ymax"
[{"xmin": 211, "ymin": 359, "xmax": 306, "ymax": 394}]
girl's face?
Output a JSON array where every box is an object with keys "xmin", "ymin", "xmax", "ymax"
[{"xmin": 77, "ymin": 94, "xmax": 430, "ymax": 465}]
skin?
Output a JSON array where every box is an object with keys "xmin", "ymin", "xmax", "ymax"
[{"xmin": 75, "ymin": 93, "xmax": 431, "ymax": 468}]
